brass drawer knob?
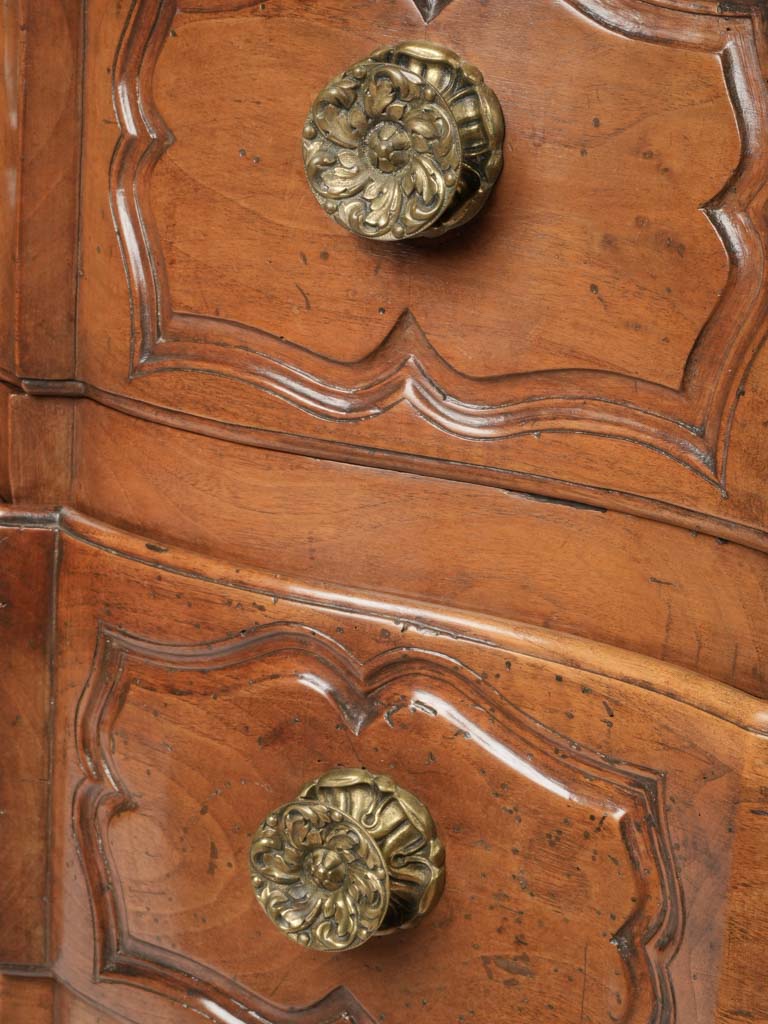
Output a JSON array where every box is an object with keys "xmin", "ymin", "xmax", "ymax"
[
  {"xmin": 302, "ymin": 41, "xmax": 504, "ymax": 241},
  {"xmin": 249, "ymin": 768, "xmax": 445, "ymax": 951}
]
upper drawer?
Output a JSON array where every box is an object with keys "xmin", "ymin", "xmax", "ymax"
[{"xmin": 75, "ymin": 0, "xmax": 768, "ymax": 535}]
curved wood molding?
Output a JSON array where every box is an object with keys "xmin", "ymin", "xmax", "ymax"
[
  {"xmin": 60, "ymin": 508, "xmax": 768, "ymax": 735},
  {"xmin": 61, "ymin": 385, "xmax": 768, "ymax": 554},
  {"xmin": 74, "ymin": 621, "xmax": 682, "ymax": 1024},
  {"xmin": 110, "ymin": 0, "xmax": 768, "ymax": 486}
]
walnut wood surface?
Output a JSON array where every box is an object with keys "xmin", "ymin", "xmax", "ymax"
[
  {"xmin": 6, "ymin": 394, "xmax": 74, "ymax": 505},
  {"xmin": 49, "ymin": 513, "xmax": 766, "ymax": 1024},
  {"xmin": 69, "ymin": 0, "xmax": 768, "ymax": 536},
  {"xmin": 0, "ymin": 382, "xmax": 12, "ymax": 499},
  {"xmin": 0, "ymin": 524, "xmax": 55, "ymax": 967},
  {"xmin": 0, "ymin": 506, "xmax": 765, "ymax": 1022},
  {"xmin": 68, "ymin": 400, "xmax": 768, "ymax": 699},
  {"xmin": 0, "ymin": 977, "xmax": 54, "ymax": 1024},
  {"xmin": 0, "ymin": 1, "xmax": 81, "ymax": 380},
  {"xmin": 1, "ymin": 0, "xmax": 768, "ymax": 1021},
  {"xmin": 0, "ymin": 977, "xmax": 131, "ymax": 1024}
]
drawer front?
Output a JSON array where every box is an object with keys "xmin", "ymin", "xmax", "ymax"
[
  {"xmin": 53, "ymin": 513, "xmax": 765, "ymax": 1024},
  {"xmin": 73, "ymin": 0, "xmax": 768, "ymax": 535}
]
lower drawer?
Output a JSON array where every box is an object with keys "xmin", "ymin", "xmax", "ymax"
[{"xmin": 48, "ymin": 512, "xmax": 766, "ymax": 1024}]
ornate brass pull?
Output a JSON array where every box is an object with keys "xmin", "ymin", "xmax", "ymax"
[
  {"xmin": 249, "ymin": 768, "xmax": 445, "ymax": 951},
  {"xmin": 302, "ymin": 41, "xmax": 504, "ymax": 241}
]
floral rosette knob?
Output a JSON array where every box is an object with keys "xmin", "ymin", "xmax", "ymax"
[
  {"xmin": 250, "ymin": 769, "xmax": 445, "ymax": 952},
  {"xmin": 302, "ymin": 42, "xmax": 504, "ymax": 241},
  {"xmin": 250, "ymin": 801, "xmax": 389, "ymax": 951}
]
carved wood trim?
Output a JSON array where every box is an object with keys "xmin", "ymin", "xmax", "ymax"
[
  {"xmin": 60, "ymin": 508, "xmax": 768, "ymax": 735},
  {"xmin": 72, "ymin": 627, "xmax": 377, "ymax": 1024},
  {"xmin": 109, "ymin": 0, "xmax": 768, "ymax": 486},
  {"xmin": 73, "ymin": 616, "xmax": 684, "ymax": 1024},
  {"xmin": 56, "ymin": 387, "xmax": 768, "ymax": 555}
]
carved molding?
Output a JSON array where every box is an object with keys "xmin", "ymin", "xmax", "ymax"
[
  {"xmin": 74, "ymin": 620, "xmax": 683, "ymax": 1024},
  {"xmin": 110, "ymin": 0, "xmax": 768, "ymax": 486}
]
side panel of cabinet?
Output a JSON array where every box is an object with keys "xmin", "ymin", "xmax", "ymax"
[
  {"xmin": 0, "ymin": 519, "xmax": 56, "ymax": 968},
  {"xmin": 0, "ymin": 1, "xmax": 82, "ymax": 381}
]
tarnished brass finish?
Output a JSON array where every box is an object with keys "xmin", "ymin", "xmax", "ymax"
[
  {"xmin": 249, "ymin": 768, "xmax": 445, "ymax": 951},
  {"xmin": 303, "ymin": 42, "xmax": 504, "ymax": 241}
]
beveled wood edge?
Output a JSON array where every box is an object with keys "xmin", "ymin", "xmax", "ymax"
[
  {"xmin": 56, "ymin": 507, "xmax": 768, "ymax": 735},
  {"xmin": 0, "ymin": 514, "xmax": 60, "ymax": 974},
  {"xmin": 0, "ymin": 965, "xmax": 55, "ymax": 977},
  {"xmin": 0, "ymin": 506, "xmax": 60, "ymax": 527},
  {"xmin": 0, "ymin": 367, "xmax": 22, "ymax": 388}
]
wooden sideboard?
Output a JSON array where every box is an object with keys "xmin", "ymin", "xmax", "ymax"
[{"xmin": 1, "ymin": 2, "xmax": 767, "ymax": 1022}]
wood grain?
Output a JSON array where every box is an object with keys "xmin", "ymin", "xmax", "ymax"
[
  {"xmin": 69, "ymin": 399, "xmax": 768, "ymax": 699},
  {"xmin": 0, "ymin": 382, "xmax": 13, "ymax": 500},
  {"xmin": 0, "ymin": 0, "xmax": 82, "ymax": 379},
  {"xmin": 0, "ymin": 522, "xmax": 56, "ymax": 967},
  {"xmin": 0, "ymin": 0, "xmax": 21, "ymax": 380},
  {"xmin": 0, "ymin": 977, "xmax": 54, "ymax": 1024},
  {"xmin": 6, "ymin": 394, "xmax": 74, "ymax": 505},
  {"xmin": 75, "ymin": 625, "xmax": 679, "ymax": 1022},
  {"xmin": 2, "ymin": 1, "xmax": 767, "ymax": 1020},
  {"xmin": 0, "ymin": 979, "xmax": 131, "ymax": 1024},
  {"xmin": 72, "ymin": 0, "xmax": 768, "ymax": 530},
  {"xmin": 137, "ymin": 0, "xmax": 734, "ymax": 384},
  {"xmin": 714, "ymin": 729, "xmax": 768, "ymax": 1024},
  {"xmin": 48, "ymin": 516, "xmax": 766, "ymax": 1024},
  {"xmin": 56, "ymin": 986, "xmax": 136, "ymax": 1024}
]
